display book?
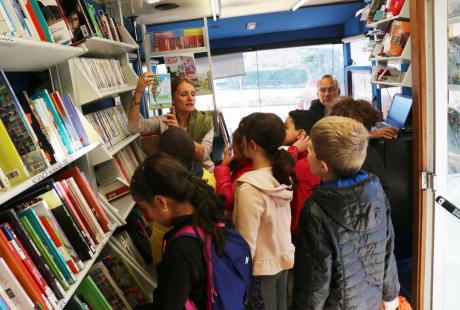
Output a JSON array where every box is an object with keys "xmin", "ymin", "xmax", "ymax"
[{"xmin": 364, "ymin": 0, "xmax": 412, "ymax": 87}]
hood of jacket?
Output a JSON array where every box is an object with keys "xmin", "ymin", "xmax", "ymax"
[
  {"xmin": 236, "ymin": 167, "xmax": 292, "ymax": 208},
  {"xmin": 313, "ymin": 174, "xmax": 387, "ymax": 232}
]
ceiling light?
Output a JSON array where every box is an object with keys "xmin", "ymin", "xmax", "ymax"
[
  {"xmin": 210, "ymin": 0, "xmax": 217, "ymax": 21},
  {"xmin": 291, "ymin": 0, "xmax": 309, "ymax": 11},
  {"xmin": 147, "ymin": 0, "xmax": 160, "ymax": 4},
  {"xmin": 246, "ymin": 22, "xmax": 257, "ymax": 30}
]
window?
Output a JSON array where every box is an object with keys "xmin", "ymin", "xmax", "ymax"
[
  {"xmin": 196, "ymin": 44, "xmax": 344, "ymax": 133},
  {"xmin": 349, "ymin": 38, "xmax": 372, "ymax": 66}
]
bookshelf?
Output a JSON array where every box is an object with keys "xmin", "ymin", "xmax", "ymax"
[
  {"xmin": 110, "ymin": 194, "xmax": 136, "ymax": 222},
  {"xmin": 147, "ymin": 46, "xmax": 208, "ymax": 58},
  {"xmin": 90, "ymin": 133, "xmax": 140, "ymax": 166},
  {"xmin": 0, "ymin": 35, "xmax": 87, "ymax": 72},
  {"xmin": 56, "ymin": 225, "xmax": 119, "ymax": 310},
  {"xmin": 0, "ymin": 143, "xmax": 99, "ymax": 205},
  {"xmin": 366, "ymin": 0, "xmax": 410, "ymax": 28},
  {"xmin": 370, "ymin": 37, "xmax": 412, "ymax": 63},
  {"xmin": 82, "ymin": 25, "xmax": 139, "ymax": 58}
]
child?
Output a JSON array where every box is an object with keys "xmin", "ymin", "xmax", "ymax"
[
  {"xmin": 214, "ymin": 128, "xmax": 253, "ymax": 216},
  {"xmin": 292, "ymin": 116, "xmax": 400, "ymax": 310},
  {"xmin": 284, "ymin": 109, "xmax": 321, "ymax": 236},
  {"xmin": 130, "ymin": 153, "xmax": 232, "ymax": 309},
  {"xmin": 233, "ymin": 112, "xmax": 295, "ymax": 310},
  {"xmin": 328, "ymin": 97, "xmax": 390, "ymax": 197}
]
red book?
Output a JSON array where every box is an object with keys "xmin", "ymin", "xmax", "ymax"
[
  {"xmin": 113, "ymin": 154, "xmax": 130, "ymax": 182},
  {"xmin": 24, "ymin": 0, "xmax": 47, "ymax": 41},
  {"xmin": 0, "ymin": 227, "xmax": 50, "ymax": 310},
  {"xmin": 56, "ymin": 167, "xmax": 111, "ymax": 233},
  {"xmin": 59, "ymin": 179, "xmax": 99, "ymax": 245}
]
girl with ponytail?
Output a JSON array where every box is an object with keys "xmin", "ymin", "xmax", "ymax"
[
  {"xmin": 130, "ymin": 153, "xmax": 226, "ymax": 309},
  {"xmin": 233, "ymin": 112, "xmax": 295, "ymax": 310}
]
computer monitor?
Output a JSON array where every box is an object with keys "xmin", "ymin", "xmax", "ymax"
[{"xmin": 386, "ymin": 94, "xmax": 413, "ymax": 129}]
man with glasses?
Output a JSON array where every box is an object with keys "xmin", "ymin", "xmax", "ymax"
[{"xmin": 309, "ymin": 75, "xmax": 340, "ymax": 120}]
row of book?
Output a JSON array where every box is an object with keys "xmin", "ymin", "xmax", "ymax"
[
  {"xmin": 0, "ymin": 167, "xmax": 113, "ymax": 309},
  {"xmin": 369, "ymin": 20, "xmax": 410, "ymax": 58},
  {"xmin": 367, "ymin": 0, "xmax": 406, "ymax": 23},
  {"xmin": 76, "ymin": 57, "xmax": 128, "ymax": 94},
  {"xmin": 0, "ymin": 70, "xmax": 95, "ymax": 191},
  {"xmin": 96, "ymin": 143, "xmax": 145, "ymax": 202},
  {"xmin": 0, "ymin": 0, "xmax": 125, "ymax": 46},
  {"xmin": 85, "ymin": 105, "xmax": 129, "ymax": 149},
  {"xmin": 150, "ymin": 27, "xmax": 205, "ymax": 52}
]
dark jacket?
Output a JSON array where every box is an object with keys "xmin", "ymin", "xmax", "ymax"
[
  {"xmin": 309, "ymin": 99, "xmax": 326, "ymax": 120},
  {"xmin": 141, "ymin": 216, "xmax": 206, "ymax": 310},
  {"xmin": 361, "ymin": 145, "xmax": 390, "ymax": 198},
  {"xmin": 292, "ymin": 172, "xmax": 399, "ymax": 310}
]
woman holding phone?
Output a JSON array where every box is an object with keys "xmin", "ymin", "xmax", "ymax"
[{"xmin": 128, "ymin": 72, "xmax": 214, "ymax": 171}]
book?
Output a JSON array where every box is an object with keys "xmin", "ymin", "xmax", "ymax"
[
  {"xmin": 0, "ymin": 256, "xmax": 35, "ymax": 309},
  {"xmin": 88, "ymin": 262, "xmax": 132, "ymax": 310},
  {"xmin": 388, "ymin": 0, "xmax": 405, "ymax": 17},
  {"xmin": 388, "ymin": 20, "xmax": 410, "ymax": 57},
  {"xmin": 84, "ymin": 2, "xmax": 102, "ymax": 38},
  {"xmin": 152, "ymin": 27, "xmax": 204, "ymax": 52},
  {"xmin": 0, "ymin": 283, "xmax": 15, "ymax": 309},
  {"xmin": 0, "ymin": 71, "xmax": 50, "ymax": 176},
  {"xmin": 28, "ymin": 0, "xmax": 54, "ymax": 42},
  {"xmin": 0, "ymin": 209, "xmax": 65, "ymax": 299},
  {"xmin": 0, "ymin": 2, "xmax": 15, "ymax": 36},
  {"xmin": 148, "ymin": 73, "xmax": 172, "ymax": 110},
  {"xmin": 75, "ymin": 276, "xmax": 112, "ymax": 310},
  {"xmin": 0, "ymin": 226, "xmax": 51, "ymax": 309},
  {"xmin": 37, "ymin": 0, "xmax": 73, "ymax": 44},
  {"xmin": 1, "ymin": 0, "xmax": 29, "ymax": 38},
  {"xmin": 367, "ymin": 0, "xmax": 386, "ymax": 23},
  {"xmin": 66, "ymin": 295, "xmax": 90, "ymax": 310},
  {"xmin": 60, "ymin": 94, "xmax": 91, "ymax": 147},
  {"xmin": 57, "ymin": 0, "xmax": 94, "ymax": 45},
  {"xmin": 164, "ymin": 55, "xmax": 197, "ymax": 80}
]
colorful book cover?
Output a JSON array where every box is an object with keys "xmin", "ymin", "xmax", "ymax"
[
  {"xmin": 29, "ymin": 0, "xmax": 54, "ymax": 42},
  {"xmin": 0, "ymin": 257, "xmax": 35, "ymax": 309},
  {"xmin": 388, "ymin": 0, "xmax": 405, "ymax": 17},
  {"xmin": 367, "ymin": 0, "xmax": 386, "ymax": 23},
  {"xmin": 57, "ymin": 0, "xmax": 94, "ymax": 45},
  {"xmin": 152, "ymin": 27, "xmax": 204, "ymax": 51},
  {"xmin": 60, "ymin": 94, "xmax": 91, "ymax": 147},
  {"xmin": 0, "ymin": 209, "xmax": 65, "ymax": 299},
  {"xmin": 31, "ymin": 89, "xmax": 74, "ymax": 155},
  {"xmin": 388, "ymin": 20, "xmax": 410, "ymax": 57},
  {"xmin": 0, "ymin": 2, "xmax": 15, "ymax": 35},
  {"xmin": 5, "ymin": 0, "xmax": 33, "ymax": 38},
  {"xmin": 148, "ymin": 73, "xmax": 172, "ymax": 110},
  {"xmin": 76, "ymin": 276, "xmax": 112, "ymax": 310},
  {"xmin": 0, "ymin": 71, "xmax": 49, "ymax": 176},
  {"xmin": 37, "ymin": 0, "xmax": 73, "ymax": 44},
  {"xmin": 22, "ymin": 0, "xmax": 48, "ymax": 41},
  {"xmin": 85, "ymin": 2, "xmax": 102, "ymax": 38},
  {"xmin": 0, "ymin": 119, "xmax": 29, "ymax": 186}
]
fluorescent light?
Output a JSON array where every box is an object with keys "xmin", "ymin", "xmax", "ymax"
[
  {"xmin": 147, "ymin": 0, "xmax": 160, "ymax": 4},
  {"xmin": 210, "ymin": 0, "xmax": 217, "ymax": 21},
  {"xmin": 291, "ymin": 0, "xmax": 309, "ymax": 11},
  {"xmin": 246, "ymin": 22, "xmax": 257, "ymax": 30}
]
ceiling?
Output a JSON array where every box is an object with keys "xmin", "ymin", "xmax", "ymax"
[{"xmin": 126, "ymin": 0, "xmax": 363, "ymax": 25}]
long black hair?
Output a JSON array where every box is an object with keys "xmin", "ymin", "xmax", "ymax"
[
  {"xmin": 130, "ymin": 153, "xmax": 226, "ymax": 253},
  {"xmin": 237, "ymin": 113, "xmax": 295, "ymax": 186}
]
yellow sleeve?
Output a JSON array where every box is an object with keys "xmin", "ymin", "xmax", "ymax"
[{"xmin": 202, "ymin": 168, "xmax": 216, "ymax": 190}]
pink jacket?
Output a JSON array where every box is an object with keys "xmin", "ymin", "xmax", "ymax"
[{"xmin": 233, "ymin": 167, "xmax": 295, "ymax": 276}]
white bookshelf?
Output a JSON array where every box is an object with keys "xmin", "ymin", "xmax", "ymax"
[
  {"xmin": 0, "ymin": 143, "xmax": 99, "ymax": 205},
  {"xmin": 110, "ymin": 194, "xmax": 136, "ymax": 222},
  {"xmin": 370, "ymin": 37, "xmax": 412, "ymax": 64},
  {"xmin": 0, "ymin": 35, "xmax": 87, "ymax": 72},
  {"xmin": 372, "ymin": 65, "xmax": 412, "ymax": 88},
  {"xmin": 56, "ymin": 225, "xmax": 118, "ymax": 310},
  {"xmin": 90, "ymin": 133, "xmax": 140, "ymax": 166},
  {"xmin": 147, "ymin": 46, "xmax": 208, "ymax": 58},
  {"xmin": 82, "ymin": 25, "xmax": 139, "ymax": 58},
  {"xmin": 367, "ymin": 1, "xmax": 410, "ymax": 28}
]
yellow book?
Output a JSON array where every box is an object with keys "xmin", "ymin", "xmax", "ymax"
[
  {"xmin": 0, "ymin": 119, "xmax": 30, "ymax": 186},
  {"xmin": 183, "ymin": 27, "xmax": 203, "ymax": 36}
]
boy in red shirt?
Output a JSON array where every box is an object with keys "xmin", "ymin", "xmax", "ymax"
[{"xmin": 284, "ymin": 110, "xmax": 321, "ymax": 236}]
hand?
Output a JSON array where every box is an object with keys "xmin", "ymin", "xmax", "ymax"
[
  {"xmin": 380, "ymin": 297, "xmax": 399, "ymax": 310},
  {"xmin": 221, "ymin": 146, "xmax": 235, "ymax": 166},
  {"xmin": 162, "ymin": 106, "xmax": 179, "ymax": 128},
  {"xmin": 293, "ymin": 134, "xmax": 309, "ymax": 153},
  {"xmin": 135, "ymin": 71, "xmax": 154, "ymax": 95},
  {"xmin": 370, "ymin": 128, "xmax": 398, "ymax": 140}
]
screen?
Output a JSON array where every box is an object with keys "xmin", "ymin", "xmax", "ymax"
[{"xmin": 386, "ymin": 94, "xmax": 413, "ymax": 128}]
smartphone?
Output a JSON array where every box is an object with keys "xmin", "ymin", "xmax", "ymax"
[{"xmin": 436, "ymin": 196, "xmax": 460, "ymax": 220}]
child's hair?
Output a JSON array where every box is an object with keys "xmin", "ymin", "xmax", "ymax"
[
  {"xmin": 310, "ymin": 116, "xmax": 369, "ymax": 179},
  {"xmin": 327, "ymin": 97, "xmax": 382, "ymax": 131},
  {"xmin": 171, "ymin": 76, "xmax": 195, "ymax": 95},
  {"xmin": 288, "ymin": 109, "xmax": 319, "ymax": 135},
  {"xmin": 238, "ymin": 112, "xmax": 295, "ymax": 186},
  {"xmin": 130, "ymin": 153, "xmax": 226, "ymax": 253},
  {"xmin": 158, "ymin": 127, "xmax": 194, "ymax": 170},
  {"xmin": 232, "ymin": 128, "xmax": 242, "ymax": 154}
]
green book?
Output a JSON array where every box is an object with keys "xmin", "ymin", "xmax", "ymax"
[
  {"xmin": 85, "ymin": 3, "xmax": 103, "ymax": 38},
  {"xmin": 76, "ymin": 276, "xmax": 112, "ymax": 310},
  {"xmin": 20, "ymin": 216, "xmax": 70, "ymax": 291}
]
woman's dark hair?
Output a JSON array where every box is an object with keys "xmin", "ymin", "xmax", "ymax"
[
  {"xmin": 130, "ymin": 153, "xmax": 226, "ymax": 253},
  {"xmin": 159, "ymin": 127, "xmax": 195, "ymax": 170},
  {"xmin": 232, "ymin": 128, "xmax": 242, "ymax": 154},
  {"xmin": 171, "ymin": 76, "xmax": 195, "ymax": 95},
  {"xmin": 328, "ymin": 97, "xmax": 382, "ymax": 131},
  {"xmin": 237, "ymin": 113, "xmax": 295, "ymax": 186},
  {"xmin": 288, "ymin": 109, "xmax": 319, "ymax": 135}
]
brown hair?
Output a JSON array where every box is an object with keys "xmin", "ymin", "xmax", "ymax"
[
  {"xmin": 171, "ymin": 76, "xmax": 195, "ymax": 95},
  {"xmin": 327, "ymin": 96, "xmax": 382, "ymax": 131},
  {"xmin": 310, "ymin": 116, "xmax": 369, "ymax": 179}
]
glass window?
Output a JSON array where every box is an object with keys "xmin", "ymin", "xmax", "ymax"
[
  {"xmin": 349, "ymin": 70, "xmax": 373, "ymax": 102},
  {"xmin": 199, "ymin": 44, "xmax": 344, "ymax": 133},
  {"xmin": 350, "ymin": 38, "xmax": 372, "ymax": 66}
]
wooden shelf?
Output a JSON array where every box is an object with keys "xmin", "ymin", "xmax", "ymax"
[
  {"xmin": 56, "ymin": 225, "xmax": 118, "ymax": 309},
  {"xmin": 0, "ymin": 35, "xmax": 86, "ymax": 72},
  {"xmin": 90, "ymin": 133, "xmax": 140, "ymax": 166},
  {"xmin": 147, "ymin": 47, "xmax": 208, "ymax": 58},
  {"xmin": 367, "ymin": 1, "xmax": 410, "ymax": 28},
  {"xmin": 110, "ymin": 194, "xmax": 136, "ymax": 222},
  {"xmin": 0, "ymin": 143, "xmax": 99, "ymax": 205}
]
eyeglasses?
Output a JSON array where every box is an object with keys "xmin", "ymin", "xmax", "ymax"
[{"xmin": 319, "ymin": 87, "xmax": 338, "ymax": 94}]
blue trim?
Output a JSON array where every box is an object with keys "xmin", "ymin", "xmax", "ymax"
[{"xmin": 322, "ymin": 171, "xmax": 369, "ymax": 187}]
